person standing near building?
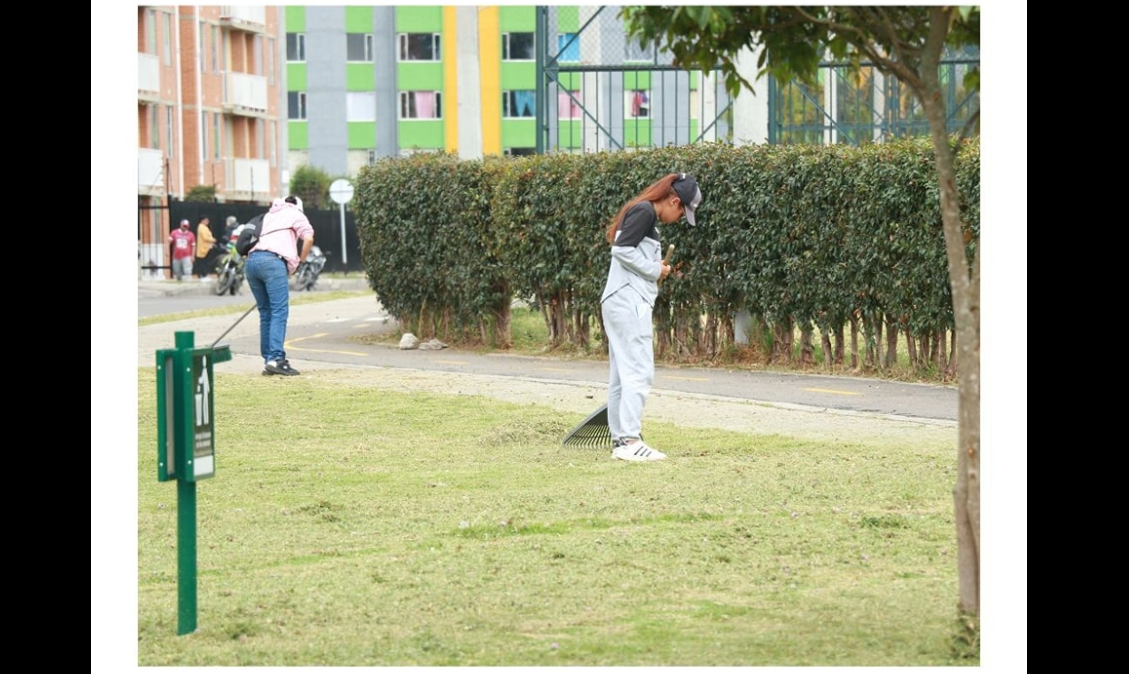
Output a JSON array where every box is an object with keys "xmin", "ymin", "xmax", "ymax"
[
  {"xmin": 244, "ymin": 196, "xmax": 314, "ymax": 376},
  {"xmin": 600, "ymin": 172, "xmax": 701, "ymax": 462},
  {"xmin": 194, "ymin": 216, "xmax": 217, "ymax": 281},
  {"xmin": 168, "ymin": 219, "xmax": 196, "ymax": 281}
]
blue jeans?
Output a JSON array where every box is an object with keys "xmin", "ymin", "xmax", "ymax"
[{"xmin": 244, "ymin": 251, "xmax": 290, "ymax": 363}]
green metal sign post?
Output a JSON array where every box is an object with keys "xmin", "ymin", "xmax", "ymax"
[{"xmin": 155, "ymin": 331, "xmax": 231, "ymax": 636}]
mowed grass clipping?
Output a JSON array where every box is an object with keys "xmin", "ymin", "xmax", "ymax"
[{"xmin": 137, "ymin": 368, "xmax": 970, "ymax": 666}]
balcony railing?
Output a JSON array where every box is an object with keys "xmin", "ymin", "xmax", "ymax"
[
  {"xmin": 219, "ymin": 6, "xmax": 267, "ymax": 31},
  {"xmin": 224, "ymin": 71, "xmax": 268, "ymax": 115},
  {"xmin": 138, "ymin": 52, "xmax": 159, "ymax": 99},
  {"xmin": 138, "ymin": 148, "xmax": 165, "ymax": 195},
  {"xmin": 225, "ymin": 158, "xmax": 271, "ymax": 200}
]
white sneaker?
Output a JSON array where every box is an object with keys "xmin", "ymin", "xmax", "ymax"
[{"xmin": 612, "ymin": 440, "xmax": 666, "ymax": 462}]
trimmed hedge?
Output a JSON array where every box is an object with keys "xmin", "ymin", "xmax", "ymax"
[{"xmin": 354, "ymin": 137, "xmax": 979, "ymax": 374}]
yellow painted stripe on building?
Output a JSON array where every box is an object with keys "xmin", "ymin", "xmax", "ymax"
[
  {"xmin": 443, "ymin": 6, "xmax": 458, "ymax": 153},
  {"xmin": 477, "ymin": 6, "xmax": 501, "ymax": 156}
]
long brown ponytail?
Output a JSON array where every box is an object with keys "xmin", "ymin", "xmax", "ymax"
[{"xmin": 606, "ymin": 173, "xmax": 680, "ymax": 244}]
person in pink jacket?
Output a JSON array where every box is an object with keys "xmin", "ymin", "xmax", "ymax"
[{"xmin": 244, "ymin": 196, "xmax": 315, "ymax": 376}]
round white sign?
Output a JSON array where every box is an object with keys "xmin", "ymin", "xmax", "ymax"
[{"xmin": 329, "ymin": 178, "xmax": 355, "ymax": 205}]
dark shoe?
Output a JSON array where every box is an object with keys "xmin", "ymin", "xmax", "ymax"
[{"xmin": 264, "ymin": 359, "xmax": 300, "ymax": 376}]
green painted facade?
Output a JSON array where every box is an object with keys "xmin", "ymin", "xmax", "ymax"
[
  {"xmin": 344, "ymin": 5, "xmax": 372, "ymax": 32},
  {"xmin": 288, "ymin": 64, "xmax": 306, "ymax": 91},
  {"xmin": 396, "ymin": 63, "xmax": 444, "ymax": 91},
  {"xmin": 347, "ymin": 122, "xmax": 375, "ymax": 148},
  {"xmin": 289, "ymin": 121, "xmax": 308, "ymax": 150},
  {"xmin": 285, "ymin": 5, "xmax": 304, "ymax": 32},
  {"xmin": 399, "ymin": 120, "xmax": 444, "ymax": 150},
  {"xmin": 346, "ymin": 64, "xmax": 373, "ymax": 91},
  {"xmin": 395, "ymin": 5, "xmax": 443, "ymax": 32},
  {"xmin": 285, "ymin": 5, "xmax": 702, "ymax": 156}
]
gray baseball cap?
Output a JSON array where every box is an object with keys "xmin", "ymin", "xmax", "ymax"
[{"xmin": 672, "ymin": 173, "xmax": 702, "ymax": 226}]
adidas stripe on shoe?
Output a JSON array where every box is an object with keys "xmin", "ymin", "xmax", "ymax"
[{"xmin": 612, "ymin": 441, "xmax": 666, "ymax": 462}]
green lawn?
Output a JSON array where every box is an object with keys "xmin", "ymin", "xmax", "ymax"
[{"xmin": 135, "ymin": 368, "xmax": 975, "ymax": 666}]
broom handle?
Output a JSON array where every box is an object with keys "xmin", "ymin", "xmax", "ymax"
[
  {"xmin": 657, "ymin": 244, "xmax": 675, "ymax": 288},
  {"xmin": 212, "ymin": 304, "xmax": 257, "ymax": 348}
]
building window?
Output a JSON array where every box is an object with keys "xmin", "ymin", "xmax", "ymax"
[
  {"xmin": 214, "ymin": 112, "xmax": 221, "ymax": 160},
  {"xmin": 503, "ymin": 90, "xmax": 536, "ymax": 118},
  {"xmin": 347, "ymin": 33, "xmax": 373, "ymax": 62},
  {"xmin": 149, "ymin": 105, "xmax": 159, "ymax": 149},
  {"xmin": 557, "ymin": 90, "xmax": 581, "ymax": 119},
  {"xmin": 162, "ymin": 12, "xmax": 172, "ymax": 66},
  {"xmin": 267, "ymin": 37, "xmax": 275, "ymax": 86},
  {"xmin": 398, "ymin": 147, "xmax": 439, "ymax": 157},
  {"xmin": 165, "ymin": 106, "xmax": 174, "ymax": 157},
  {"xmin": 504, "ymin": 147, "xmax": 536, "ymax": 157},
  {"xmin": 627, "ymin": 90, "xmax": 650, "ymax": 118},
  {"xmin": 346, "ymin": 92, "xmax": 377, "ymax": 122},
  {"xmin": 398, "ymin": 33, "xmax": 440, "ymax": 61},
  {"xmin": 286, "ymin": 33, "xmax": 306, "ymax": 62},
  {"xmin": 556, "ymin": 33, "xmax": 579, "ymax": 62},
  {"xmin": 288, "ymin": 91, "xmax": 307, "ymax": 120},
  {"xmin": 399, "ymin": 91, "xmax": 442, "ymax": 119},
  {"xmin": 625, "ymin": 37, "xmax": 654, "ymax": 63},
  {"xmin": 367, "ymin": 149, "xmax": 378, "ymax": 165},
  {"xmin": 257, "ymin": 119, "xmax": 265, "ymax": 159},
  {"xmin": 502, "ymin": 32, "xmax": 535, "ymax": 60},
  {"xmin": 252, "ymin": 34, "xmax": 263, "ymax": 75},
  {"xmin": 270, "ymin": 121, "xmax": 277, "ymax": 167},
  {"xmin": 200, "ymin": 113, "xmax": 207, "ymax": 159},
  {"xmin": 145, "ymin": 9, "xmax": 157, "ymax": 55},
  {"xmin": 212, "ymin": 25, "xmax": 220, "ymax": 73}
]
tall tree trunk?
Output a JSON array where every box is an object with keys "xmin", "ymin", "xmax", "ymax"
[
  {"xmin": 655, "ymin": 301, "xmax": 670, "ymax": 357},
  {"xmin": 773, "ymin": 317, "xmax": 794, "ymax": 363},
  {"xmin": 704, "ymin": 312, "xmax": 719, "ymax": 359},
  {"xmin": 863, "ymin": 312, "xmax": 878, "ymax": 370},
  {"xmin": 945, "ymin": 329, "xmax": 958, "ymax": 380},
  {"xmin": 849, "ymin": 313, "xmax": 860, "ymax": 370},
  {"xmin": 873, "ymin": 313, "xmax": 883, "ymax": 370},
  {"xmin": 884, "ymin": 313, "xmax": 899, "ymax": 369},
  {"xmin": 496, "ymin": 298, "xmax": 512, "ymax": 349},
  {"xmin": 800, "ymin": 323, "xmax": 815, "ymax": 366},
  {"xmin": 833, "ymin": 323, "xmax": 845, "ymax": 367},
  {"xmin": 921, "ymin": 6, "xmax": 980, "ymax": 615},
  {"xmin": 905, "ymin": 324, "xmax": 918, "ymax": 368}
]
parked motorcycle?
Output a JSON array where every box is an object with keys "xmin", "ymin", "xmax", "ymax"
[
  {"xmin": 292, "ymin": 244, "xmax": 327, "ymax": 292},
  {"xmin": 213, "ymin": 240, "xmax": 245, "ymax": 296}
]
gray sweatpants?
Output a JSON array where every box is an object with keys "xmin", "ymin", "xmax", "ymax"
[{"xmin": 601, "ymin": 287, "xmax": 654, "ymax": 441}]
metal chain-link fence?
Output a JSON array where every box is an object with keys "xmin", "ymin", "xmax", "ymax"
[
  {"xmin": 536, "ymin": 7, "xmax": 979, "ymax": 151},
  {"xmin": 537, "ymin": 6, "xmax": 733, "ymax": 153}
]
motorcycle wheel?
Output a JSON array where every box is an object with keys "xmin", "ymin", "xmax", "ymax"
[
  {"xmin": 215, "ymin": 267, "xmax": 235, "ymax": 296},
  {"xmin": 294, "ymin": 267, "xmax": 311, "ymax": 291}
]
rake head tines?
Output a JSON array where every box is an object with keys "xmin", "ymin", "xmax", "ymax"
[{"xmin": 561, "ymin": 404, "xmax": 611, "ymax": 447}]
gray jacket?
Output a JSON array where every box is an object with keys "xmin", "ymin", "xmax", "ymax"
[{"xmin": 600, "ymin": 201, "xmax": 662, "ymax": 307}]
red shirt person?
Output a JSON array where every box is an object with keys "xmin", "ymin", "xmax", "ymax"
[{"xmin": 168, "ymin": 219, "xmax": 196, "ymax": 281}]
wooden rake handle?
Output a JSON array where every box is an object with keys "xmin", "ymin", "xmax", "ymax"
[{"xmin": 657, "ymin": 244, "xmax": 675, "ymax": 288}]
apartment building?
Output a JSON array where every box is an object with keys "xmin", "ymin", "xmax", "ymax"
[
  {"xmin": 137, "ymin": 5, "xmax": 286, "ymax": 275},
  {"xmin": 284, "ymin": 5, "xmax": 733, "ymax": 177}
]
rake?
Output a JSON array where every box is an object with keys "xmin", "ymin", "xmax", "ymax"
[
  {"xmin": 561, "ymin": 403, "xmax": 612, "ymax": 447},
  {"xmin": 562, "ymin": 245, "xmax": 675, "ymax": 448}
]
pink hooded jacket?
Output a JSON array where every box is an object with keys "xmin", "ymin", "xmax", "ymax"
[{"xmin": 255, "ymin": 198, "xmax": 315, "ymax": 274}]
